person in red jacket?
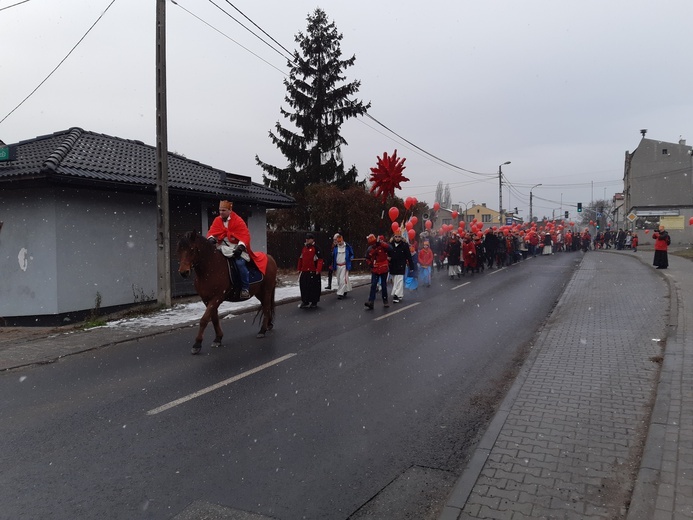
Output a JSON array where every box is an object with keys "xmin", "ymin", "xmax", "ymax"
[
  {"xmin": 364, "ymin": 234, "xmax": 393, "ymax": 309},
  {"xmin": 297, "ymin": 233, "xmax": 323, "ymax": 308},
  {"xmin": 417, "ymin": 240, "xmax": 434, "ymax": 287},
  {"xmin": 652, "ymin": 225, "xmax": 670, "ymax": 269},
  {"xmin": 462, "ymin": 234, "xmax": 477, "ymax": 274},
  {"xmin": 207, "ymin": 200, "xmax": 264, "ymax": 299}
]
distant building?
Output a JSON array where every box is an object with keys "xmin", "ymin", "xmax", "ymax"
[
  {"xmin": 431, "ymin": 203, "xmax": 502, "ymax": 233},
  {"xmin": 623, "ymin": 133, "xmax": 693, "ymax": 244},
  {"xmin": 0, "ymin": 128, "xmax": 294, "ymax": 325}
]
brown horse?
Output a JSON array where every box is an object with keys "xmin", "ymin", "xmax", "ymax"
[{"xmin": 177, "ymin": 230, "xmax": 277, "ymax": 354}]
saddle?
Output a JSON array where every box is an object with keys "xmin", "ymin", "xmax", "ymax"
[{"xmin": 223, "ymin": 256, "xmax": 264, "ymax": 302}]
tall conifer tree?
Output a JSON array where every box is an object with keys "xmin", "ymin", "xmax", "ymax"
[{"xmin": 256, "ymin": 8, "xmax": 370, "ymax": 197}]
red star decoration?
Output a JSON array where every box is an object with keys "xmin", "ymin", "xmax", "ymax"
[{"xmin": 369, "ymin": 150, "xmax": 409, "ymax": 203}]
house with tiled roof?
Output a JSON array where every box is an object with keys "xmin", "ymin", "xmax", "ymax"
[{"xmin": 0, "ymin": 128, "xmax": 294, "ymax": 325}]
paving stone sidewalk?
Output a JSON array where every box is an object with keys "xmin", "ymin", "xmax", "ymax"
[{"xmin": 441, "ymin": 249, "xmax": 693, "ymax": 520}]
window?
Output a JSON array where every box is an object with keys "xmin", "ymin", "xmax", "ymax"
[
  {"xmin": 482, "ymin": 214, "xmax": 492, "ymax": 223},
  {"xmin": 662, "ymin": 148, "xmax": 668, "ymax": 155}
]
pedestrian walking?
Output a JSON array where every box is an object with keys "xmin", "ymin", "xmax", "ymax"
[
  {"xmin": 324, "ymin": 234, "xmax": 338, "ymax": 290},
  {"xmin": 652, "ymin": 225, "xmax": 670, "ymax": 269},
  {"xmin": 364, "ymin": 234, "xmax": 393, "ymax": 309},
  {"xmin": 297, "ymin": 233, "xmax": 323, "ymax": 308},
  {"xmin": 445, "ymin": 232, "xmax": 462, "ymax": 279},
  {"xmin": 417, "ymin": 240, "xmax": 433, "ymax": 286},
  {"xmin": 542, "ymin": 232, "xmax": 553, "ymax": 255},
  {"xmin": 389, "ymin": 229, "xmax": 416, "ymax": 303},
  {"xmin": 331, "ymin": 233, "xmax": 354, "ymax": 299}
]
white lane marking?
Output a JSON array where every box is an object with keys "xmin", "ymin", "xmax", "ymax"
[
  {"xmin": 487, "ymin": 267, "xmax": 505, "ymax": 275},
  {"xmin": 374, "ymin": 302, "xmax": 420, "ymax": 321},
  {"xmin": 146, "ymin": 353, "xmax": 297, "ymax": 415},
  {"xmin": 451, "ymin": 281, "xmax": 471, "ymax": 291}
]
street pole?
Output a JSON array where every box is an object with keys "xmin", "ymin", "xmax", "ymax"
[
  {"xmin": 529, "ymin": 183, "xmax": 542, "ymax": 223},
  {"xmin": 156, "ymin": 0, "xmax": 171, "ymax": 307},
  {"xmin": 498, "ymin": 161, "xmax": 510, "ymax": 225}
]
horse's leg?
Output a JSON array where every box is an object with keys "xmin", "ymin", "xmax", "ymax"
[
  {"xmin": 256, "ymin": 285, "xmax": 276, "ymax": 338},
  {"xmin": 191, "ymin": 300, "xmax": 222, "ymax": 355},
  {"xmin": 210, "ymin": 306, "xmax": 224, "ymax": 348},
  {"xmin": 256, "ymin": 291, "xmax": 268, "ymax": 338}
]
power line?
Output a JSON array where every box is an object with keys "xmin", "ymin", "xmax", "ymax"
[
  {"xmin": 0, "ymin": 0, "xmax": 31, "ymax": 12},
  {"xmin": 0, "ymin": 0, "xmax": 117, "ymax": 126},
  {"xmin": 171, "ymin": 1, "xmax": 496, "ymax": 181},
  {"xmin": 170, "ymin": 0, "xmax": 286, "ymax": 75},
  {"xmin": 222, "ymin": 0, "xmax": 294, "ymax": 59}
]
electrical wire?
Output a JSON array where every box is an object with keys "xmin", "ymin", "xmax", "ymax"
[
  {"xmin": 0, "ymin": 0, "xmax": 117, "ymax": 126},
  {"xmin": 171, "ymin": 0, "xmax": 497, "ymax": 181},
  {"xmin": 0, "ymin": 0, "xmax": 30, "ymax": 12},
  {"xmin": 170, "ymin": 0, "xmax": 286, "ymax": 75}
]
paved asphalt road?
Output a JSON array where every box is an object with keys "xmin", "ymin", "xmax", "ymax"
[{"xmin": 0, "ymin": 253, "xmax": 580, "ymax": 520}]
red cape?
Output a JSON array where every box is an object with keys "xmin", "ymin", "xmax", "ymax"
[{"xmin": 207, "ymin": 213, "xmax": 268, "ymax": 274}]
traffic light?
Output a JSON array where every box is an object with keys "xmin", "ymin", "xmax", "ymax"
[
  {"xmin": 564, "ymin": 211, "xmax": 569, "ymax": 219},
  {"xmin": 577, "ymin": 202, "xmax": 582, "ymax": 212}
]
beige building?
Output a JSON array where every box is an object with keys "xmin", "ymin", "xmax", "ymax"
[{"xmin": 433, "ymin": 203, "xmax": 502, "ymax": 232}]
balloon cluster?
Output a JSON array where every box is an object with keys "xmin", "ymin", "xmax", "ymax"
[
  {"xmin": 369, "ymin": 150, "xmax": 410, "ymax": 203},
  {"xmin": 388, "ymin": 203, "xmax": 420, "ymax": 240}
]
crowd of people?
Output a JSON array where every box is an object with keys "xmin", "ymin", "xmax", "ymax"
[
  {"xmin": 296, "ymin": 223, "xmax": 603, "ymax": 309},
  {"xmin": 205, "ymin": 200, "xmax": 669, "ymax": 310}
]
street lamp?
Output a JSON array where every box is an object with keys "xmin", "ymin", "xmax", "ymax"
[
  {"xmin": 461, "ymin": 199, "xmax": 475, "ymax": 227},
  {"xmin": 529, "ymin": 183, "xmax": 542, "ymax": 222},
  {"xmin": 498, "ymin": 161, "xmax": 511, "ymax": 224}
]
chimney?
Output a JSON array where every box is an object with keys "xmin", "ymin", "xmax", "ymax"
[
  {"xmin": 640, "ymin": 129, "xmax": 647, "ymax": 138},
  {"xmin": 679, "ymin": 138, "xmax": 686, "ymax": 146}
]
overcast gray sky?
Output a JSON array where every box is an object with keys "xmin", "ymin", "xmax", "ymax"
[{"xmin": 2, "ymin": 0, "xmax": 691, "ymax": 221}]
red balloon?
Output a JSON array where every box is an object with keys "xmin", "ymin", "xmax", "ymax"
[
  {"xmin": 412, "ymin": 197, "xmax": 418, "ymax": 206},
  {"xmin": 388, "ymin": 206, "xmax": 399, "ymax": 222},
  {"xmin": 433, "ymin": 202, "xmax": 440, "ymax": 212},
  {"xmin": 459, "ymin": 221, "xmax": 466, "ymax": 230},
  {"xmin": 408, "ymin": 229, "xmax": 416, "ymax": 240},
  {"xmin": 689, "ymin": 217, "xmax": 693, "ymax": 226},
  {"xmin": 645, "ymin": 229, "xmax": 650, "ymax": 234},
  {"xmin": 410, "ymin": 216, "xmax": 418, "ymax": 226},
  {"xmin": 569, "ymin": 221, "xmax": 575, "ymax": 226},
  {"xmin": 405, "ymin": 221, "xmax": 414, "ymax": 231},
  {"xmin": 391, "ymin": 222, "xmax": 400, "ymax": 232},
  {"xmin": 404, "ymin": 197, "xmax": 413, "ymax": 210},
  {"xmin": 451, "ymin": 211, "xmax": 459, "ymax": 220},
  {"xmin": 425, "ymin": 219, "xmax": 433, "ymax": 230}
]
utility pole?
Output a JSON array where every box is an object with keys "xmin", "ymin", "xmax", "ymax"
[
  {"xmin": 529, "ymin": 183, "xmax": 542, "ymax": 223},
  {"xmin": 156, "ymin": 0, "xmax": 171, "ymax": 306},
  {"xmin": 498, "ymin": 161, "xmax": 510, "ymax": 225}
]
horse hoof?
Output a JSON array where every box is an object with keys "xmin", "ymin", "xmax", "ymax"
[
  {"xmin": 211, "ymin": 341, "xmax": 223, "ymax": 348},
  {"xmin": 191, "ymin": 345, "xmax": 202, "ymax": 355},
  {"xmin": 256, "ymin": 332, "xmax": 266, "ymax": 339}
]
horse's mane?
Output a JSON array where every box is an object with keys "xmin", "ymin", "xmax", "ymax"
[{"xmin": 177, "ymin": 230, "xmax": 213, "ymax": 252}]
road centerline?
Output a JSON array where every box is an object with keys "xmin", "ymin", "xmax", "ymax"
[
  {"xmin": 374, "ymin": 302, "xmax": 420, "ymax": 321},
  {"xmin": 451, "ymin": 281, "xmax": 471, "ymax": 291},
  {"xmin": 146, "ymin": 353, "xmax": 297, "ymax": 415}
]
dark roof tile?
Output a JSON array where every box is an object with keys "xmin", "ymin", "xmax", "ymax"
[{"xmin": 0, "ymin": 127, "xmax": 294, "ymax": 208}]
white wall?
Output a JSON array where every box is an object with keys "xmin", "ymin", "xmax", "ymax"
[{"xmin": 0, "ymin": 188, "xmax": 60, "ymax": 317}]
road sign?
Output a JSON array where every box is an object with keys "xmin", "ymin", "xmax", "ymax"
[
  {"xmin": 627, "ymin": 212, "xmax": 637, "ymax": 222},
  {"xmin": 0, "ymin": 145, "xmax": 16, "ymax": 162},
  {"xmin": 505, "ymin": 217, "xmax": 513, "ymax": 225}
]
